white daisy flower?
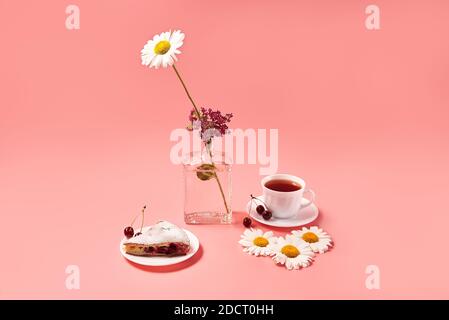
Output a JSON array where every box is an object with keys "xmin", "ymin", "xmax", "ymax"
[
  {"xmin": 141, "ymin": 30, "xmax": 185, "ymax": 69},
  {"xmin": 292, "ymin": 226, "xmax": 333, "ymax": 254},
  {"xmin": 269, "ymin": 235, "xmax": 314, "ymax": 270},
  {"xmin": 238, "ymin": 229, "xmax": 277, "ymax": 256}
]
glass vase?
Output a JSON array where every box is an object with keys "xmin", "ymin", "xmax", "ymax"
[{"xmin": 183, "ymin": 148, "xmax": 232, "ymax": 224}]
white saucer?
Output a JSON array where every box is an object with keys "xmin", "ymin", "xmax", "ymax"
[
  {"xmin": 119, "ymin": 226, "xmax": 200, "ymax": 266},
  {"xmin": 246, "ymin": 195, "xmax": 319, "ymax": 228}
]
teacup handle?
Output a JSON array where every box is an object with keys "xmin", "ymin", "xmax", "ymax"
[{"xmin": 300, "ymin": 188, "xmax": 316, "ymax": 209}]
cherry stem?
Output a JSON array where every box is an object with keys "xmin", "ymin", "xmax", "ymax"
[
  {"xmin": 129, "ymin": 204, "xmax": 148, "ymax": 230},
  {"xmin": 250, "ymin": 194, "xmax": 269, "ymax": 208},
  {"xmin": 130, "ymin": 213, "xmax": 139, "ymax": 227},
  {"xmin": 249, "ymin": 195, "xmax": 254, "ymax": 215},
  {"xmin": 140, "ymin": 205, "xmax": 146, "ymax": 232}
]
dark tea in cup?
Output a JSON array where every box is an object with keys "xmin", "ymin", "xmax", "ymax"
[{"xmin": 264, "ymin": 179, "xmax": 302, "ymax": 192}]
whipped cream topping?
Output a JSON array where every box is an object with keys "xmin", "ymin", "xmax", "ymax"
[{"xmin": 124, "ymin": 220, "xmax": 190, "ymax": 246}]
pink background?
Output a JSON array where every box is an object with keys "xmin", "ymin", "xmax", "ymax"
[{"xmin": 1, "ymin": 0, "xmax": 449, "ymax": 299}]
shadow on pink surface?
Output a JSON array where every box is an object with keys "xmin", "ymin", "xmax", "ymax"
[
  {"xmin": 123, "ymin": 244, "xmax": 204, "ymax": 273},
  {"xmin": 232, "ymin": 209, "xmax": 325, "ymax": 233}
]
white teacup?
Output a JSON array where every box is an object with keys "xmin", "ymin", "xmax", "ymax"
[{"xmin": 261, "ymin": 174, "xmax": 315, "ymax": 219}]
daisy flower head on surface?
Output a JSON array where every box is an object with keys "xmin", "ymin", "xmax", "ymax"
[
  {"xmin": 238, "ymin": 229, "xmax": 277, "ymax": 257},
  {"xmin": 269, "ymin": 235, "xmax": 314, "ymax": 270},
  {"xmin": 292, "ymin": 226, "xmax": 333, "ymax": 254},
  {"xmin": 141, "ymin": 30, "xmax": 185, "ymax": 69}
]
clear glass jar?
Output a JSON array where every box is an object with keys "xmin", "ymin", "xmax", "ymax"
[{"xmin": 183, "ymin": 149, "xmax": 232, "ymax": 224}]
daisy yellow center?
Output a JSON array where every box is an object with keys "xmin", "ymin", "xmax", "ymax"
[
  {"xmin": 302, "ymin": 232, "xmax": 319, "ymax": 243},
  {"xmin": 281, "ymin": 245, "xmax": 300, "ymax": 258},
  {"xmin": 253, "ymin": 236, "xmax": 269, "ymax": 247},
  {"xmin": 154, "ymin": 40, "xmax": 171, "ymax": 55}
]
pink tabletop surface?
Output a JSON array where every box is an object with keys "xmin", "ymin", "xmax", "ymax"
[{"xmin": 1, "ymin": 0, "xmax": 449, "ymax": 299}]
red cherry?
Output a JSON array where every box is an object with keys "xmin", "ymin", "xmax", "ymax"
[
  {"xmin": 256, "ymin": 205, "xmax": 265, "ymax": 215},
  {"xmin": 243, "ymin": 217, "xmax": 252, "ymax": 228},
  {"xmin": 123, "ymin": 205, "xmax": 147, "ymax": 239},
  {"xmin": 124, "ymin": 226, "xmax": 134, "ymax": 238},
  {"xmin": 262, "ymin": 211, "xmax": 272, "ymax": 220}
]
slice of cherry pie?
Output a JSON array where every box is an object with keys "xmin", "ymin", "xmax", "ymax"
[{"xmin": 123, "ymin": 221, "xmax": 191, "ymax": 257}]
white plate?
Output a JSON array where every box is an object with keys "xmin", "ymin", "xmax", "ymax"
[
  {"xmin": 119, "ymin": 227, "xmax": 200, "ymax": 266},
  {"xmin": 246, "ymin": 195, "xmax": 319, "ymax": 228}
]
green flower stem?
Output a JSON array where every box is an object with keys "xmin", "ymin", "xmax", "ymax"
[
  {"xmin": 172, "ymin": 65, "xmax": 201, "ymax": 119},
  {"xmin": 206, "ymin": 144, "xmax": 230, "ymax": 214},
  {"xmin": 172, "ymin": 64, "xmax": 231, "ymax": 215}
]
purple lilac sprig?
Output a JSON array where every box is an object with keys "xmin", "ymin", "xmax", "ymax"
[{"xmin": 188, "ymin": 107, "xmax": 233, "ymax": 143}]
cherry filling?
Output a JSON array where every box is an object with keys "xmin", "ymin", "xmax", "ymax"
[
  {"xmin": 126, "ymin": 242, "xmax": 188, "ymax": 256},
  {"xmin": 156, "ymin": 246, "xmax": 168, "ymax": 254},
  {"xmin": 155, "ymin": 243, "xmax": 178, "ymax": 254},
  {"xmin": 167, "ymin": 243, "xmax": 178, "ymax": 254},
  {"xmin": 144, "ymin": 246, "xmax": 155, "ymax": 253}
]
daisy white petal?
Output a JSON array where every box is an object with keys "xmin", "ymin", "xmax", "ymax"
[
  {"xmin": 292, "ymin": 226, "xmax": 333, "ymax": 254},
  {"xmin": 170, "ymin": 30, "xmax": 185, "ymax": 47},
  {"xmin": 238, "ymin": 228, "xmax": 277, "ymax": 257},
  {"xmin": 270, "ymin": 236, "xmax": 314, "ymax": 270}
]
